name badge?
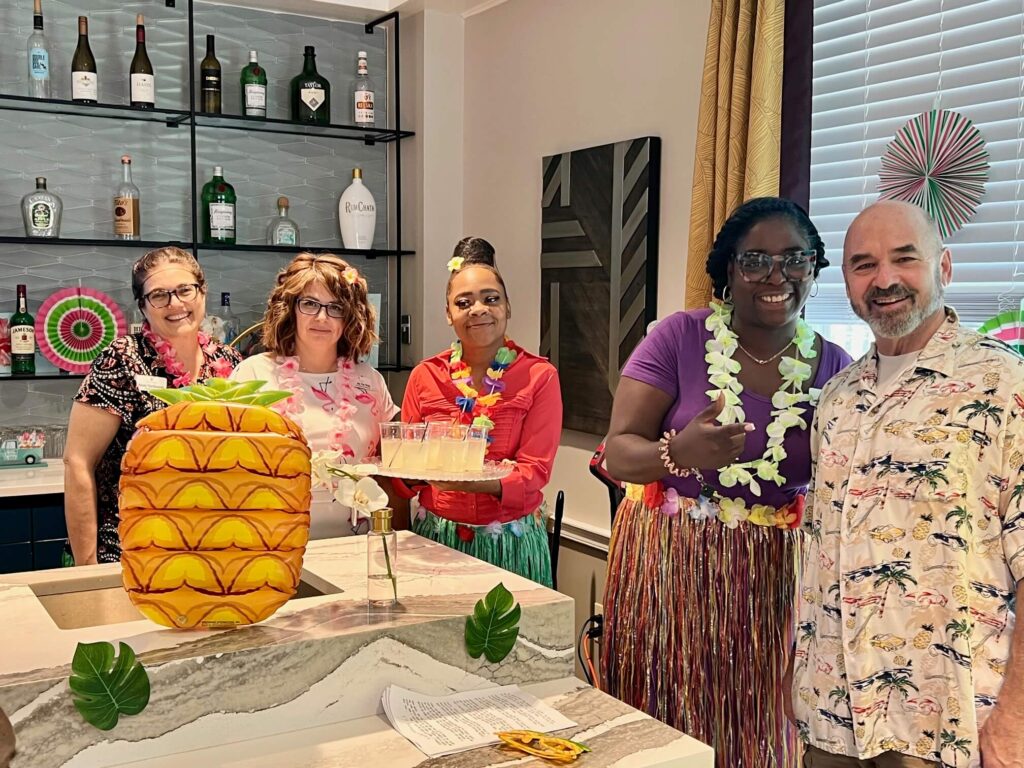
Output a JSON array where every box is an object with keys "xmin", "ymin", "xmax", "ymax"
[{"xmin": 135, "ymin": 374, "xmax": 168, "ymax": 393}]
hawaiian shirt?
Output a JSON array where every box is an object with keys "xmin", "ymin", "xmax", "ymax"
[{"xmin": 794, "ymin": 309, "xmax": 1024, "ymax": 767}]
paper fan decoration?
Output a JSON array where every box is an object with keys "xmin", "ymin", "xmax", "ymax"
[
  {"xmin": 978, "ymin": 310, "xmax": 1024, "ymax": 357},
  {"xmin": 877, "ymin": 109, "xmax": 989, "ymax": 238},
  {"xmin": 35, "ymin": 287, "xmax": 127, "ymax": 374}
]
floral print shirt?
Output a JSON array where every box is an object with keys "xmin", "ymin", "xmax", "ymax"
[
  {"xmin": 795, "ymin": 309, "xmax": 1024, "ymax": 767},
  {"xmin": 73, "ymin": 332, "xmax": 241, "ymax": 562}
]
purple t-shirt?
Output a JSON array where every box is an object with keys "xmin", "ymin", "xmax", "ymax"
[{"xmin": 622, "ymin": 308, "xmax": 853, "ymax": 507}]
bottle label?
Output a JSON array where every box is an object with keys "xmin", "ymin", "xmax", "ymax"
[
  {"xmin": 209, "ymin": 202, "xmax": 235, "ymax": 236},
  {"xmin": 354, "ymin": 90, "xmax": 374, "ymax": 123},
  {"xmin": 277, "ymin": 229, "xmax": 296, "ymax": 245},
  {"xmin": 245, "ymin": 84, "xmax": 266, "ymax": 111},
  {"xmin": 10, "ymin": 325, "xmax": 35, "ymax": 355},
  {"xmin": 30, "ymin": 47, "xmax": 49, "ymax": 80},
  {"xmin": 202, "ymin": 73, "xmax": 221, "ymax": 91},
  {"xmin": 301, "ymin": 87, "xmax": 325, "ymax": 112},
  {"xmin": 131, "ymin": 73, "xmax": 155, "ymax": 103},
  {"xmin": 113, "ymin": 196, "xmax": 139, "ymax": 236},
  {"xmin": 30, "ymin": 202, "xmax": 52, "ymax": 230},
  {"xmin": 72, "ymin": 71, "xmax": 97, "ymax": 100},
  {"xmin": 343, "ymin": 200, "xmax": 376, "ymax": 214}
]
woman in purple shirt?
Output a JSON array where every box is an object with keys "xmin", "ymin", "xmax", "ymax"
[{"xmin": 601, "ymin": 198, "xmax": 852, "ymax": 768}]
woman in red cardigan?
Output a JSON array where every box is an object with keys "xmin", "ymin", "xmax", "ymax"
[{"xmin": 401, "ymin": 238, "xmax": 562, "ymax": 586}]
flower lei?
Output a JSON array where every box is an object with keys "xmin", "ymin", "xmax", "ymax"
[
  {"xmin": 625, "ymin": 481, "xmax": 805, "ymax": 530},
  {"xmin": 449, "ymin": 339, "xmax": 518, "ymax": 431},
  {"xmin": 140, "ymin": 322, "xmax": 230, "ymax": 387},
  {"xmin": 704, "ymin": 301, "xmax": 819, "ymax": 496},
  {"xmin": 274, "ymin": 357, "xmax": 360, "ymax": 457}
]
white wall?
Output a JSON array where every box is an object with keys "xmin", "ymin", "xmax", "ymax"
[{"xmin": 461, "ymin": 0, "xmax": 712, "ymax": 536}]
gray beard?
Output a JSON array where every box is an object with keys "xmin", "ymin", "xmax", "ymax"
[{"xmin": 858, "ymin": 284, "xmax": 944, "ymax": 339}]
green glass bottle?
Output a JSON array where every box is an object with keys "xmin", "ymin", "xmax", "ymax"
[
  {"xmin": 241, "ymin": 50, "xmax": 267, "ymax": 117},
  {"xmin": 201, "ymin": 166, "xmax": 236, "ymax": 244},
  {"xmin": 11, "ymin": 284, "xmax": 36, "ymax": 377},
  {"xmin": 289, "ymin": 46, "xmax": 330, "ymax": 125}
]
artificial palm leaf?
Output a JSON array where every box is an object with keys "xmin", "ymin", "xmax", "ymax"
[
  {"xmin": 68, "ymin": 641, "xmax": 150, "ymax": 731},
  {"xmin": 465, "ymin": 583, "xmax": 521, "ymax": 663}
]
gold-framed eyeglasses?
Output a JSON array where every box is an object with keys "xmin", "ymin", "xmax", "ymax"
[
  {"xmin": 143, "ymin": 283, "xmax": 202, "ymax": 308},
  {"xmin": 734, "ymin": 250, "xmax": 816, "ymax": 283},
  {"xmin": 296, "ymin": 297, "xmax": 345, "ymax": 319}
]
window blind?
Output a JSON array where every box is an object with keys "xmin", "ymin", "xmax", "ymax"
[{"xmin": 808, "ymin": 0, "xmax": 1024, "ymax": 327}]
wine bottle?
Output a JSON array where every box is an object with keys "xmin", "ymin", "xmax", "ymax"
[
  {"xmin": 267, "ymin": 196, "xmax": 299, "ymax": 246},
  {"xmin": 338, "ymin": 168, "xmax": 376, "ymax": 249},
  {"xmin": 201, "ymin": 166, "xmax": 236, "ymax": 244},
  {"xmin": 26, "ymin": 0, "xmax": 51, "ymax": 99},
  {"xmin": 200, "ymin": 34, "xmax": 221, "ymax": 114},
  {"xmin": 241, "ymin": 50, "xmax": 267, "ymax": 117},
  {"xmin": 114, "ymin": 155, "xmax": 141, "ymax": 240},
  {"xmin": 11, "ymin": 285, "xmax": 36, "ymax": 378},
  {"xmin": 290, "ymin": 46, "xmax": 330, "ymax": 124},
  {"xmin": 353, "ymin": 50, "xmax": 375, "ymax": 127},
  {"xmin": 21, "ymin": 177, "xmax": 62, "ymax": 238},
  {"xmin": 129, "ymin": 14, "xmax": 155, "ymax": 109},
  {"xmin": 70, "ymin": 16, "xmax": 98, "ymax": 104}
]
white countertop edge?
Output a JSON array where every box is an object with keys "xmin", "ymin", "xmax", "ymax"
[{"xmin": 0, "ymin": 464, "xmax": 64, "ymax": 498}]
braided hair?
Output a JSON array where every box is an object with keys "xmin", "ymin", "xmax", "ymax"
[{"xmin": 705, "ymin": 197, "xmax": 828, "ymax": 300}]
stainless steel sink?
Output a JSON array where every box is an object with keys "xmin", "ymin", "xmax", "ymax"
[{"xmin": 29, "ymin": 570, "xmax": 342, "ymax": 630}]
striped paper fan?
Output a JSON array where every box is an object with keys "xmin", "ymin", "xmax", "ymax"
[
  {"xmin": 35, "ymin": 287, "xmax": 127, "ymax": 374},
  {"xmin": 978, "ymin": 310, "xmax": 1024, "ymax": 356},
  {"xmin": 877, "ymin": 109, "xmax": 989, "ymax": 238}
]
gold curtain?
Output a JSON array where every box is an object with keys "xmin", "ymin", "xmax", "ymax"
[{"xmin": 684, "ymin": 0, "xmax": 785, "ymax": 309}]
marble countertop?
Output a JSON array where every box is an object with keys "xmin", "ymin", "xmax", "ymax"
[{"xmin": 0, "ymin": 463, "xmax": 63, "ymax": 498}]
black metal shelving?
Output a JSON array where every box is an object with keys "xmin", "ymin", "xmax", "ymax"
[{"xmin": 0, "ymin": 2, "xmax": 413, "ymax": 375}]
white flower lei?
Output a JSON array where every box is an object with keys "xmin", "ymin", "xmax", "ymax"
[{"xmin": 704, "ymin": 301, "xmax": 820, "ymax": 496}]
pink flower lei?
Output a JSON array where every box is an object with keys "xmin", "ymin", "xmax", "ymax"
[
  {"xmin": 273, "ymin": 356, "xmax": 360, "ymax": 456},
  {"xmin": 140, "ymin": 322, "xmax": 225, "ymax": 387}
]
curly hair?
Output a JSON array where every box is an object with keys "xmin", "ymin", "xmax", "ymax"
[
  {"xmin": 445, "ymin": 237, "xmax": 509, "ymax": 304},
  {"xmin": 705, "ymin": 197, "xmax": 829, "ymax": 300},
  {"xmin": 261, "ymin": 252, "xmax": 377, "ymax": 360},
  {"xmin": 131, "ymin": 246, "xmax": 207, "ymax": 310}
]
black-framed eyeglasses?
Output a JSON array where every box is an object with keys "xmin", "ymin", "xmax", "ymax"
[
  {"xmin": 296, "ymin": 297, "xmax": 345, "ymax": 319},
  {"xmin": 734, "ymin": 250, "xmax": 816, "ymax": 283},
  {"xmin": 143, "ymin": 283, "xmax": 202, "ymax": 308}
]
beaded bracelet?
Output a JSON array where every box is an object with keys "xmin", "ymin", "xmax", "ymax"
[{"xmin": 658, "ymin": 429, "xmax": 702, "ymax": 480}]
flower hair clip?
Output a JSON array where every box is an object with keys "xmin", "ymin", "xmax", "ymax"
[
  {"xmin": 342, "ymin": 266, "xmax": 361, "ymax": 285},
  {"xmin": 447, "ymin": 256, "xmax": 465, "ymax": 272}
]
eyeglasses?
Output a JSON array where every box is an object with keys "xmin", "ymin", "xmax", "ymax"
[
  {"xmin": 296, "ymin": 297, "xmax": 345, "ymax": 319},
  {"xmin": 143, "ymin": 283, "xmax": 201, "ymax": 308},
  {"xmin": 734, "ymin": 250, "xmax": 816, "ymax": 283}
]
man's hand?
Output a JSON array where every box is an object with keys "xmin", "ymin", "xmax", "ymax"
[{"xmin": 981, "ymin": 703, "xmax": 1024, "ymax": 767}]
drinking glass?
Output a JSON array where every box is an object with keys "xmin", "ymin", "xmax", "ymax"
[
  {"xmin": 400, "ymin": 423, "xmax": 428, "ymax": 472},
  {"xmin": 465, "ymin": 425, "xmax": 489, "ymax": 471},
  {"xmin": 379, "ymin": 422, "xmax": 403, "ymax": 470}
]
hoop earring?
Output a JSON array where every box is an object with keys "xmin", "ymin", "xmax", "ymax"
[
  {"xmin": 810, "ymin": 281, "xmax": 819, "ymax": 298},
  {"xmin": 721, "ymin": 285, "xmax": 733, "ymax": 305}
]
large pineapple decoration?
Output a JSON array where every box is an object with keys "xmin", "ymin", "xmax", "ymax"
[{"xmin": 118, "ymin": 379, "xmax": 312, "ymax": 629}]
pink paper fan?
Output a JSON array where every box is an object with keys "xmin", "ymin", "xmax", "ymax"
[
  {"xmin": 35, "ymin": 287, "xmax": 127, "ymax": 374},
  {"xmin": 878, "ymin": 109, "xmax": 989, "ymax": 238}
]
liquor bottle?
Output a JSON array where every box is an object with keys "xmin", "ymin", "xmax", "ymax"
[
  {"xmin": 129, "ymin": 306, "xmax": 144, "ymax": 335},
  {"xmin": 218, "ymin": 292, "xmax": 238, "ymax": 344},
  {"xmin": 21, "ymin": 177, "xmax": 62, "ymax": 238},
  {"xmin": 113, "ymin": 155, "xmax": 141, "ymax": 240},
  {"xmin": 240, "ymin": 50, "xmax": 267, "ymax": 117},
  {"xmin": 367, "ymin": 508, "xmax": 398, "ymax": 607},
  {"xmin": 352, "ymin": 50, "xmax": 375, "ymax": 127},
  {"xmin": 11, "ymin": 285, "xmax": 36, "ymax": 378},
  {"xmin": 290, "ymin": 46, "xmax": 330, "ymax": 124},
  {"xmin": 200, "ymin": 34, "xmax": 221, "ymax": 114},
  {"xmin": 70, "ymin": 16, "xmax": 98, "ymax": 104},
  {"xmin": 266, "ymin": 196, "xmax": 299, "ymax": 246},
  {"xmin": 129, "ymin": 14, "xmax": 154, "ymax": 109},
  {"xmin": 26, "ymin": 0, "xmax": 50, "ymax": 99},
  {"xmin": 201, "ymin": 166, "xmax": 236, "ymax": 244},
  {"xmin": 338, "ymin": 168, "xmax": 376, "ymax": 249}
]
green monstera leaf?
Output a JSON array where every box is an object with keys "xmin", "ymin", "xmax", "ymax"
[
  {"xmin": 68, "ymin": 641, "xmax": 151, "ymax": 731},
  {"xmin": 465, "ymin": 583, "xmax": 521, "ymax": 663}
]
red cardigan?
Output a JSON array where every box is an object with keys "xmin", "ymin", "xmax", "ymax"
[{"xmin": 401, "ymin": 345, "xmax": 562, "ymax": 525}]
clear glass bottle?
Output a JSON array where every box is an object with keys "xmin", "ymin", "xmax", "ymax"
[
  {"xmin": 352, "ymin": 50, "xmax": 375, "ymax": 127},
  {"xmin": 113, "ymin": 155, "xmax": 141, "ymax": 240},
  {"xmin": 27, "ymin": 0, "xmax": 50, "ymax": 99},
  {"xmin": 267, "ymin": 196, "xmax": 299, "ymax": 246},
  {"xmin": 21, "ymin": 177, "xmax": 62, "ymax": 238},
  {"xmin": 367, "ymin": 508, "xmax": 398, "ymax": 608},
  {"xmin": 201, "ymin": 166, "xmax": 236, "ymax": 244},
  {"xmin": 218, "ymin": 292, "xmax": 238, "ymax": 344},
  {"xmin": 241, "ymin": 50, "xmax": 267, "ymax": 117}
]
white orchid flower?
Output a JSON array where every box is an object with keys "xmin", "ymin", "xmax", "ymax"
[{"xmin": 335, "ymin": 476, "xmax": 389, "ymax": 517}]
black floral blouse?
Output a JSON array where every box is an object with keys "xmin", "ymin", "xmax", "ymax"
[{"xmin": 73, "ymin": 332, "xmax": 242, "ymax": 562}]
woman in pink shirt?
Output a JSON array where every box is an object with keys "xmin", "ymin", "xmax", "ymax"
[{"xmin": 401, "ymin": 239, "xmax": 562, "ymax": 586}]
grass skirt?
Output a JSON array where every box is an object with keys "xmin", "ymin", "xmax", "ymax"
[
  {"xmin": 413, "ymin": 509, "xmax": 553, "ymax": 588},
  {"xmin": 601, "ymin": 495, "xmax": 799, "ymax": 767}
]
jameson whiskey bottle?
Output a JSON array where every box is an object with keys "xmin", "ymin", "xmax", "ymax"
[
  {"xmin": 290, "ymin": 46, "xmax": 330, "ymax": 124},
  {"xmin": 21, "ymin": 177, "xmax": 62, "ymax": 238},
  {"xmin": 11, "ymin": 285, "xmax": 35, "ymax": 377},
  {"xmin": 241, "ymin": 50, "xmax": 267, "ymax": 117},
  {"xmin": 129, "ymin": 14, "xmax": 155, "ymax": 109},
  {"xmin": 113, "ymin": 155, "xmax": 141, "ymax": 240},
  {"xmin": 200, "ymin": 34, "xmax": 221, "ymax": 114},
  {"xmin": 201, "ymin": 166, "xmax": 236, "ymax": 244},
  {"xmin": 352, "ymin": 50, "xmax": 375, "ymax": 127},
  {"xmin": 70, "ymin": 16, "xmax": 97, "ymax": 104},
  {"xmin": 266, "ymin": 196, "xmax": 299, "ymax": 246},
  {"xmin": 27, "ymin": 0, "xmax": 51, "ymax": 98}
]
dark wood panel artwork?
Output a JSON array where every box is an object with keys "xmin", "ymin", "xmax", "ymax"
[{"xmin": 540, "ymin": 137, "xmax": 661, "ymax": 436}]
